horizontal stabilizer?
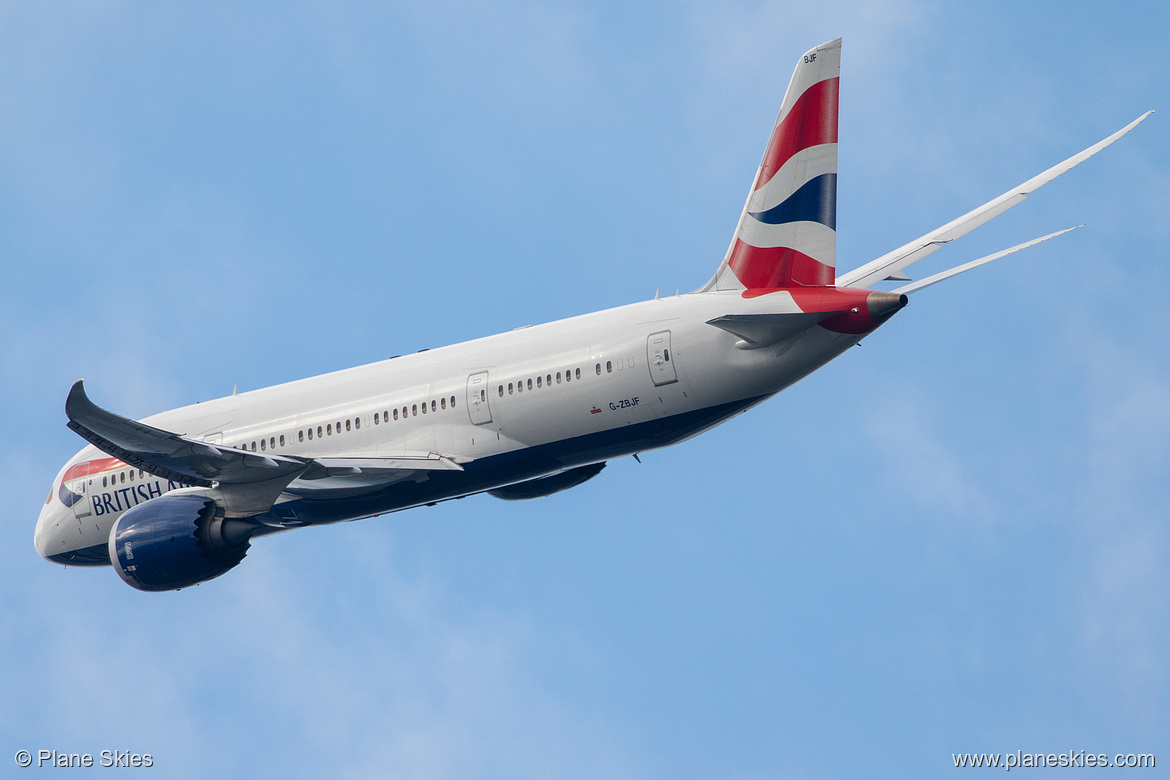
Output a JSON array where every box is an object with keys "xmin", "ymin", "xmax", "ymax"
[
  {"xmin": 706, "ymin": 312, "xmax": 829, "ymax": 349},
  {"xmin": 895, "ymin": 226, "xmax": 1080, "ymax": 294},
  {"xmin": 837, "ymin": 111, "xmax": 1153, "ymax": 289}
]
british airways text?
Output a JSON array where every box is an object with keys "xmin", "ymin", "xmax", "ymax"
[{"xmin": 91, "ymin": 480, "xmax": 182, "ymax": 516}]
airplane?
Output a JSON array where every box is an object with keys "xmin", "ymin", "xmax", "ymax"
[{"xmin": 35, "ymin": 39, "xmax": 1151, "ymax": 592}]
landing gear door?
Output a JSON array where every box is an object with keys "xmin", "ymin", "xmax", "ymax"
[
  {"xmin": 647, "ymin": 331, "xmax": 678, "ymax": 386},
  {"xmin": 466, "ymin": 371, "xmax": 493, "ymax": 425}
]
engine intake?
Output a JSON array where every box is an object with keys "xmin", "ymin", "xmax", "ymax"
[{"xmin": 108, "ymin": 493, "xmax": 255, "ymax": 592}]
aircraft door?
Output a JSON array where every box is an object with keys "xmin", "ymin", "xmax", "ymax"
[
  {"xmin": 69, "ymin": 473, "xmax": 93, "ymax": 521},
  {"xmin": 466, "ymin": 371, "xmax": 493, "ymax": 424},
  {"xmin": 647, "ymin": 331, "xmax": 678, "ymax": 386}
]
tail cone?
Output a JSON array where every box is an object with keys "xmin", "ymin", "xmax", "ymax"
[{"xmin": 865, "ymin": 291, "xmax": 908, "ymax": 326}]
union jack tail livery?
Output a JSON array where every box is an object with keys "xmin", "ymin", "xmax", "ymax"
[{"xmin": 710, "ymin": 38, "xmax": 841, "ymax": 292}]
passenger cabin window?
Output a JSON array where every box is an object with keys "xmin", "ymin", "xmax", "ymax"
[
  {"xmin": 575, "ymin": 368, "xmax": 581, "ymax": 380},
  {"xmin": 317, "ymin": 426, "xmax": 323, "ymax": 438},
  {"xmin": 508, "ymin": 383, "xmax": 514, "ymax": 395},
  {"xmin": 607, "ymin": 361, "xmax": 612, "ymax": 373},
  {"xmin": 270, "ymin": 437, "xmax": 275, "ymax": 449},
  {"xmin": 299, "ymin": 431, "xmax": 304, "ymax": 442},
  {"xmin": 595, "ymin": 363, "xmax": 601, "ymax": 375},
  {"xmin": 450, "ymin": 395, "xmax": 456, "ymax": 407},
  {"xmin": 327, "ymin": 424, "xmax": 332, "ymax": 436},
  {"xmin": 260, "ymin": 439, "xmax": 266, "ymax": 451},
  {"xmin": 355, "ymin": 417, "xmax": 360, "ymax": 429},
  {"xmin": 498, "ymin": 385, "xmax": 504, "ymax": 397},
  {"xmin": 394, "ymin": 409, "xmax": 399, "ymax": 421},
  {"xmin": 546, "ymin": 374, "xmax": 552, "ymax": 386},
  {"xmin": 280, "ymin": 435, "xmax": 285, "ymax": 446},
  {"xmin": 527, "ymin": 378, "xmax": 532, "ymax": 390},
  {"xmin": 374, "ymin": 414, "xmax": 380, "ymax": 425},
  {"xmin": 556, "ymin": 372, "xmax": 562, "ymax": 384},
  {"xmin": 537, "ymin": 376, "xmax": 542, "ymax": 388},
  {"xmin": 412, "ymin": 404, "xmax": 418, "ymax": 416},
  {"xmin": 346, "ymin": 419, "xmax": 351, "ymax": 432},
  {"xmin": 431, "ymin": 400, "xmax": 436, "ymax": 412},
  {"xmin": 441, "ymin": 397, "xmax": 446, "ymax": 410},
  {"xmin": 251, "ymin": 441, "xmax": 257, "ymax": 451}
]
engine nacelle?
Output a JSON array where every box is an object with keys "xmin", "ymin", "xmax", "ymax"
[
  {"xmin": 488, "ymin": 462, "xmax": 606, "ymax": 501},
  {"xmin": 108, "ymin": 493, "xmax": 255, "ymax": 592}
]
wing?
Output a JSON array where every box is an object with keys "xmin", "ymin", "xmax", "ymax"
[
  {"xmin": 65, "ymin": 380, "xmax": 463, "ymax": 517},
  {"xmin": 893, "ymin": 227, "xmax": 1079, "ymax": 294},
  {"xmin": 836, "ymin": 112, "xmax": 1152, "ymax": 290},
  {"xmin": 66, "ymin": 380, "xmax": 307, "ymax": 488}
]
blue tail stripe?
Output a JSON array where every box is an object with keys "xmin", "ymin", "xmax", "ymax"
[{"xmin": 748, "ymin": 173, "xmax": 837, "ymax": 230}]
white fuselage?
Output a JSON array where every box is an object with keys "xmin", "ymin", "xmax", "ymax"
[{"xmin": 36, "ymin": 288, "xmax": 871, "ymax": 566}]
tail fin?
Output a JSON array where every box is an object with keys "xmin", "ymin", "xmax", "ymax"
[{"xmin": 707, "ymin": 39, "xmax": 841, "ymax": 292}]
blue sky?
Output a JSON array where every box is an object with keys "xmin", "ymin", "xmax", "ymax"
[{"xmin": 2, "ymin": 1, "xmax": 1168, "ymax": 777}]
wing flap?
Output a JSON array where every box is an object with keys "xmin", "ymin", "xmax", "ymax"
[
  {"xmin": 288, "ymin": 454, "xmax": 463, "ymax": 497},
  {"xmin": 300, "ymin": 455, "xmax": 463, "ymax": 480}
]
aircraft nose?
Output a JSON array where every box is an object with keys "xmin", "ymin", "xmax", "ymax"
[
  {"xmin": 865, "ymin": 291, "xmax": 908, "ymax": 326},
  {"xmin": 35, "ymin": 480, "xmax": 72, "ymax": 561},
  {"xmin": 34, "ymin": 500, "xmax": 56, "ymax": 560}
]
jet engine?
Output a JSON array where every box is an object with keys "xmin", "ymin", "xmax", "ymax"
[
  {"xmin": 108, "ymin": 493, "xmax": 256, "ymax": 592},
  {"xmin": 488, "ymin": 462, "xmax": 606, "ymax": 500}
]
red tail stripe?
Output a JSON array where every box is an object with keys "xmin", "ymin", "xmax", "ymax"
[
  {"xmin": 728, "ymin": 239, "xmax": 834, "ymax": 289},
  {"xmin": 755, "ymin": 77, "xmax": 840, "ymax": 192}
]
